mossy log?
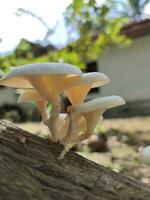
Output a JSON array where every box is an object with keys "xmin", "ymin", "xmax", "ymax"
[{"xmin": 0, "ymin": 120, "xmax": 149, "ymax": 200}]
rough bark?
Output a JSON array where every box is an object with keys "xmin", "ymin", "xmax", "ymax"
[{"xmin": 0, "ymin": 120, "xmax": 149, "ymax": 200}]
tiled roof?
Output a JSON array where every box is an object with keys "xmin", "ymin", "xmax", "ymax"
[{"xmin": 121, "ymin": 19, "xmax": 150, "ymax": 38}]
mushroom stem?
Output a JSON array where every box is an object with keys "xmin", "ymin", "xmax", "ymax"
[
  {"xmin": 60, "ymin": 109, "xmax": 85, "ymax": 158},
  {"xmin": 57, "ymin": 114, "xmax": 70, "ymax": 141},
  {"xmin": 47, "ymin": 97, "xmax": 61, "ymax": 143},
  {"xmin": 26, "ymin": 77, "xmax": 62, "ymax": 142},
  {"xmin": 61, "ymin": 106, "xmax": 78, "ymax": 146},
  {"xmin": 48, "ymin": 104, "xmax": 61, "ymax": 142},
  {"xmin": 37, "ymin": 101, "xmax": 49, "ymax": 124},
  {"xmin": 58, "ymin": 143, "xmax": 75, "ymax": 159}
]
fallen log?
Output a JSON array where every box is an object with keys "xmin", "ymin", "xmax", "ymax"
[{"xmin": 0, "ymin": 120, "xmax": 149, "ymax": 200}]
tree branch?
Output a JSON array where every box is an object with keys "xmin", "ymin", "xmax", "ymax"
[{"xmin": 0, "ymin": 120, "xmax": 149, "ymax": 200}]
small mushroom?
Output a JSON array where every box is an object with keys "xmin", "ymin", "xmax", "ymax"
[
  {"xmin": 0, "ymin": 62, "xmax": 82, "ymax": 142},
  {"xmin": 59, "ymin": 96, "xmax": 125, "ymax": 159},
  {"xmin": 18, "ymin": 89, "xmax": 49, "ymax": 124},
  {"xmin": 139, "ymin": 146, "xmax": 150, "ymax": 165},
  {"xmin": 74, "ymin": 96, "xmax": 125, "ymax": 141},
  {"xmin": 64, "ymin": 72, "xmax": 110, "ymax": 105}
]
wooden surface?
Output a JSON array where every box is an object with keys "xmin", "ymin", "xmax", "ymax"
[{"xmin": 0, "ymin": 120, "xmax": 150, "ymax": 200}]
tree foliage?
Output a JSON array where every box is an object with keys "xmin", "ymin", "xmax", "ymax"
[
  {"xmin": 128, "ymin": 0, "xmax": 150, "ymax": 19},
  {"xmin": 110, "ymin": 0, "xmax": 150, "ymax": 20},
  {"xmin": 0, "ymin": 0, "xmax": 131, "ymax": 72},
  {"xmin": 50, "ymin": 0, "xmax": 131, "ymax": 68},
  {"xmin": 0, "ymin": 40, "xmax": 55, "ymax": 72}
]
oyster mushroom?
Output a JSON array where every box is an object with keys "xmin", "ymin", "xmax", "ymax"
[
  {"xmin": 64, "ymin": 72, "xmax": 110, "ymax": 105},
  {"xmin": 74, "ymin": 96, "xmax": 125, "ymax": 140},
  {"xmin": 139, "ymin": 146, "xmax": 150, "ymax": 165},
  {"xmin": 0, "ymin": 62, "xmax": 82, "ymax": 142},
  {"xmin": 59, "ymin": 96, "xmax": 125, "ymax": 159}
]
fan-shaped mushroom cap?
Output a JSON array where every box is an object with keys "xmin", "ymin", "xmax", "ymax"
[
  {"xmin": 139, "ymin": 146, "xmax": 150, "ymax": 165},
  {"xmin": 64, "ymin": 72, "xmax": 110, "ymax": 104},
  {"xmin": 75, "ymin": 96, "xmax": 125, "ymax": 113},
  {"xmin": 0, "ymin": 62, "xmax": 82, "ymax": 88},
  {"xmin": 74, "ymin": 96, "xmax": 125, "ymax": 135},
  {"xmin": 0, "ymin": 62, "xmax": 82, "ymax": 103}
]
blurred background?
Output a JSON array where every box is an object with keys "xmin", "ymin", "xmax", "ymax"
[{"xmin": 0, "ymin": 0, "xmax": 150, "ymax": 185}]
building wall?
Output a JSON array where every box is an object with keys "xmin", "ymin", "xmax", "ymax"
[
  {"xmin": 98, "ymin": 35, "xmax": 150, "ymax": 102},
  {"xmin": 0, "ymin": 87, "xmax": 18, "ymax": 106}
]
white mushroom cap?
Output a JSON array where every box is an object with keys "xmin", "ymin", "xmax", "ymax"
[
  {"xmin": 76, "ymin": 95, "xmax": 125, "ymax": 132},
  {"xmin": 75, "ymin": 96, "xmax": 125, "ymax": 113},
  {"xmin": 64, "ymin": 72, "xmax": 110, "ymax": 104},
  {"xmin": 82, "ymin": 72, "xmax": 110, "ymax": 88},
  {"xmin": 0, "ymin": 62, "xmax": 82, "ymax": 89},
  {"xmin": 139, "ymin": 146, "xmax": 150, "ymax": 165}
]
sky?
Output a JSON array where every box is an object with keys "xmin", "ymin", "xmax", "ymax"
[
  {"xmin": 0, "ymin": 0, "xmax": 150, "ymax": 54},
  {"xmin": 0, "ymin": 0, "xmax": 71, "ymax": 53}
]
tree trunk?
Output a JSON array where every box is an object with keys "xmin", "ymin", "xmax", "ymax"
[{"xmin": 0, "ymin": 120, "xmax": 149, "ymax": 200}]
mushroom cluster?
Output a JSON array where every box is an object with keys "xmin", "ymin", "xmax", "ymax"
[{"xmin": 0, "ymin": 62, "xmax": 125, "ymax": 159}]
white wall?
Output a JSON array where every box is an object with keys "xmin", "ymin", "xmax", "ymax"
[
  {"xmin": 98, "ymin": 35, "xmax": 150, "ymax": 102},
  {"xmin": 0, "ymin": 88, "xmax": 18, "ymax": 106}
]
